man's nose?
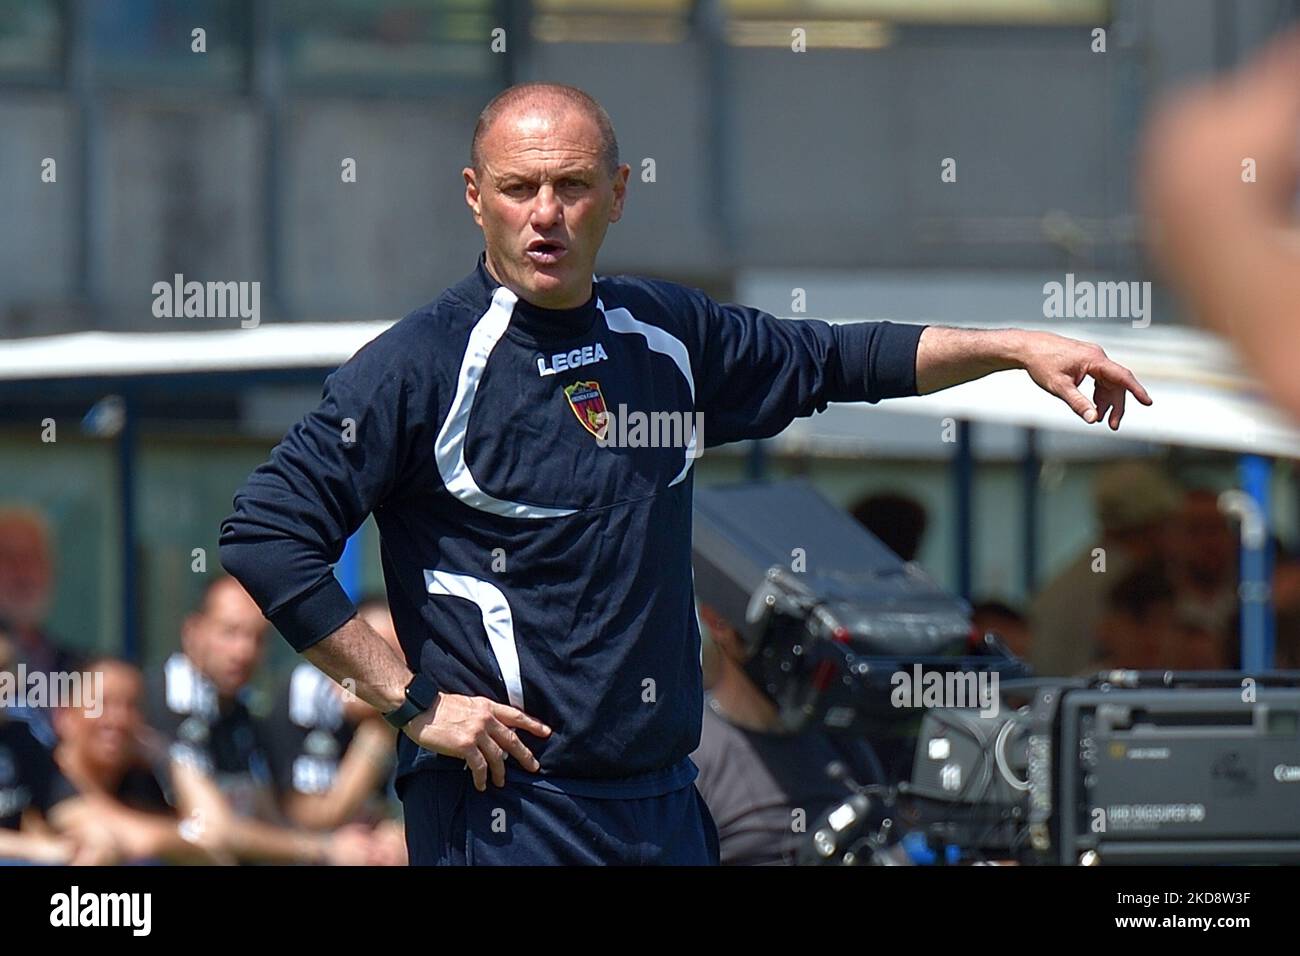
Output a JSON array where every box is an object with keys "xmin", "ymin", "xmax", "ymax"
[{"xmin": 531, "ymin": 185, "xmax": 562, "ymax": 227}]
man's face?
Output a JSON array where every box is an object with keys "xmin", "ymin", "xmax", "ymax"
[
  {"xmin": 0, "ymin": 519, "xmax": 53, "ymax": 627},
  {"xmin": 184, "ymin": 580, "xmax": 267, "ymax": 698},
  {"xmin": 63, "ymin": 662, "xmax": 142, "ymax": 772},
  {"xmin": 464, "ymin": 107, "xmax": 629, "ymax": 309}
]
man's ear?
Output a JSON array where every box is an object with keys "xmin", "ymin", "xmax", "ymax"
[
  {"xmin": 179, "ymin": 613, "xmax": 202, "ymax": 660},
  {"xmin": 463, "ymin": 167, "xmax": 483, "ymax": 226},
  {"xmin": 608, "ymin": 163, "xmax": 630, "ymax": 224}
]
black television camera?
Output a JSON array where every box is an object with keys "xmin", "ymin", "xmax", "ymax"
[
  {"xmin": 691, "ymin": 481, "xmax": 1300, "ymax": 866},
  {"xmin": 691, "ymin": 479, "xmax": 1027, "ymax": 781}
]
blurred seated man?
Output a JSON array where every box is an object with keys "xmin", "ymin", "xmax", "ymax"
[
  {"xmin": 1030, "ymin": 462, "xmax": 1179, "ymax": 676},
  {"xmin": 1170, "ymin": 488, "xmax": 1238, "ymax": 666},
  {"xmin": 1271, "ymin": 542, "xmax": 1300, "ymax": 669},
  {"xmin": 1086, "ymin": 563, "xmax": 1225, "ymax": 674},
  {"xmin": 0, "ymin": 507, "xmax": 80, "ymax": 739},
  {"xmin": 266, "ymin": 596, "xmax": 406, "ymax": 865},
  {"xmin": 850, "ymin": 491, "xmax": 928, "ymax": 564},
  {"xmin": 691, "ymin": 603, "xmax": 885, "ymax": 866},
  {"xmin": 51, "ymin": 656, "xmax": 229, "ymax": 864},
  {"xmin": 0, "ymin": 632, "xmax": 118, "ymax": 864},
  {"xmin": 0, "ymin": 704, "xmax": 79, "ymax": 863},
  {"xmin": 147, "ymin": 575, "xmax": 380, "ymax": 865}
]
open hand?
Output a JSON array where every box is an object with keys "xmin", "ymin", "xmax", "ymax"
[
  {"xmin": 1021, "ymin": 331, "xmax": 1152, "ymax": 430},
  {"xmin": 403, "ymin": 693, "xmax": 552, "ymax": 791}
]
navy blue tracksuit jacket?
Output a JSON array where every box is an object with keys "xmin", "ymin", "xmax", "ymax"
[{"xmin": 219, "ymin": 252, "xmax": 926, "ymax": 799}]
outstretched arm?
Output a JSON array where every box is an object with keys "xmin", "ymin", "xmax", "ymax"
[{"xmin": 914, "ymin": 326, "xmax": 1153, "ymax": 430}]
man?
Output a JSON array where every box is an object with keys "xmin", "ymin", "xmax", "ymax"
[
  {"xmin": 1169, "ymin": 488, "xmax": 1238, "ymax": 664},
  {"xmin": 52, "ymin": 657, "xmax": 224, "ymax": 864},
  {"xmin": 0, "ymin": 700, "xmax": 78, "ymax": 863},
  {"xmin": 0, "ymin": 631, "xmax": 118, "ymax": 864},
  {"xmin": 266, "ymin": 596, "xmax": 401, "ymax": 833},
  {"xmin": 148, "ymin": 576, "xmax": 376, "ymax": 864},
  {"xmin": 1086, "ymin": 563, "xmax": 1223, "ymax": 673},
  {"xmin": 692, "ymin": 604, "xmax": 884, "ymax": 866},
  {"xmin": 1029, "ymin": 461, "xmax": 1180, "ymax": 676},
  {"xmin": 0, "ymin": 507, "xmax": 79, "ymax": 677},
  {"xmin": 849, "ymin": 492, "xmax": 928, "ymax": 564},
  {"xmin": 219, "ymin": 82, "xmax": 1151, "ymax": 866}
]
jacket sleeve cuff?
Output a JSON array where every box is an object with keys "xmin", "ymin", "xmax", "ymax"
[
  {"xmin": 835, "ymin": 320, "xmax": 928, "ymax": 403},
  {"xmin": 266, "ymin": 575, "xmax": 359, "ymax": 653}
]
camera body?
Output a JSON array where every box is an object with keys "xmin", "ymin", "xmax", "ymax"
[
  {"xmin": 904, "ymin": 673, "xmax": 1300, "ymax": 865},
  {"xmin": 692, "ymin": 480, "xmax": 1026, "ymax": 777}
]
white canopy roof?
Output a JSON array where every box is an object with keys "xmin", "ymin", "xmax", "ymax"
[
  {"xmin": 1, "ymin": 301, "xmax": 1296, "ymax": 459},
  {"xmin": 738, "ymin": 269, "xmax": 1300, "ymax": 460},
  {"xmin": 772, "ymin": 317, "xmax": 1300, "ymax": 460},
  {"xmin": 0, "ymin": 322, "xmax": 394, "ymax": 379}
]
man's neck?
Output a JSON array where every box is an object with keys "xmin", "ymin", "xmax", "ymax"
[
  {"xmin": 710, "ymin": 663, "xmax": 782, "ymax": 733},
  {"xmin": 483, "ymin": 249, "xmax": 590, "ymax": 310}
]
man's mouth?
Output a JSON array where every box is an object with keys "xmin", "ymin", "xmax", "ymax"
[{"xmin": 526, "ymin": 240, "xmax": 567, "ymax": 265}]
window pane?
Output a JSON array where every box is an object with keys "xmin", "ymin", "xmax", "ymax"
[
  {"xmin": 90, "ymin": 0, "xmax": 249, "ymax": 87},
  {"xmin": 531, "ymin": 0, "xmax": 692, "ymax": 44},
  {"xmin": 724, "ymin": 0, "xmax": 1109, "ymax": 25},
  {"xmin": 280, "ymin": 0, "xmax": 499, "ymax": 89},
  {"xmin": 0, "ymin": 0, "xmax": 62, "ymax": 81}
]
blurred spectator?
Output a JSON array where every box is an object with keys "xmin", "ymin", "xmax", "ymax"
[
  {"xmin": 1030, "ymin": 462, "xmax": 1180, "ymax": 676},
  {"xmin": 1169, "ymin": 488, "xmax": 1238, "ymax": 665},
  {"xmin": 0, "ymin": 506, "xmax": 79, "ymax": 675},
  {"xmin": 0, "ymin": 708, "xmax": 79, "ymax": 863},
  {"xmin": 1088, "ymin": 563, "xmax": 1177, "ymax": 672},
  {"xmin": 691, "ymin": 603, "xmax": 885, "ymax": 866},
  {"xmin": 52, "ymin": 657, "xmax": 222, "ymax": 864},
  {"xmin": 146, "ymin": 575, "xmax": 380, "ymax": 865},
  {"xmin": 264, "ymin": 595, "xmax": 405, "ymax": 864},
  {"xmin": 1088, "ymin": 563, "xmax": 1225, "ymax": 673},
  {"xmin": 971, "ymin": 600, "xmax": 1032, "ymax": 661},
  {"xmin": 849, "ymin": 492, "xmax": 928, "ymax": 563},
  {"xmin": 1273, "ymin": 542, "xmax": 1300, "ymax": 669},
  {"xmin": 146, "ymin": 575, "xmax": 275, "ymax": 820},
  {"xmin": 0, "ymin": 630, "xmax": 124, "ymax": 864}
]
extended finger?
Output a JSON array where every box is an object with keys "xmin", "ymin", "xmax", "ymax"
[
  {"xmin": 1097, "ymin": 359, "xmax": 1152, "ymax": 405},
  {"xmin": 489, "ymin": 718, "xmax": 540, "ymax": 772},
  {"xmin": 1110, "ymin": 389, "xmax": 1128, "ymax": 430},
  {"xmin": 491, "ymin": 702, "xmax": 552, "ymax": 738}
]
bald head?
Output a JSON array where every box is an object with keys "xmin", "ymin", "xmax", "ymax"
[
  {"xmin": 0, "ymin": 505, "xmax": 54, "ymax": 627},
  {"xmin": 471, "ymin": 83, "xmax": 619, "ymax": 179}
]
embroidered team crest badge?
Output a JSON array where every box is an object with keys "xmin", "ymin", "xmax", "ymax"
[{"xmin": 563, "ymin": 380, "xmax": 608, "ymax": 441}]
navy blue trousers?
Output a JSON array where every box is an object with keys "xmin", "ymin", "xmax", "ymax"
[{"xmin": 398, "ymin": 769, "xmax": 720, "ymax": 866}]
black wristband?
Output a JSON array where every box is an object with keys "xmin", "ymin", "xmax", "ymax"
[{"xmin": 383, "ymin": 673, "xmax": 440, "ymax": 729}]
